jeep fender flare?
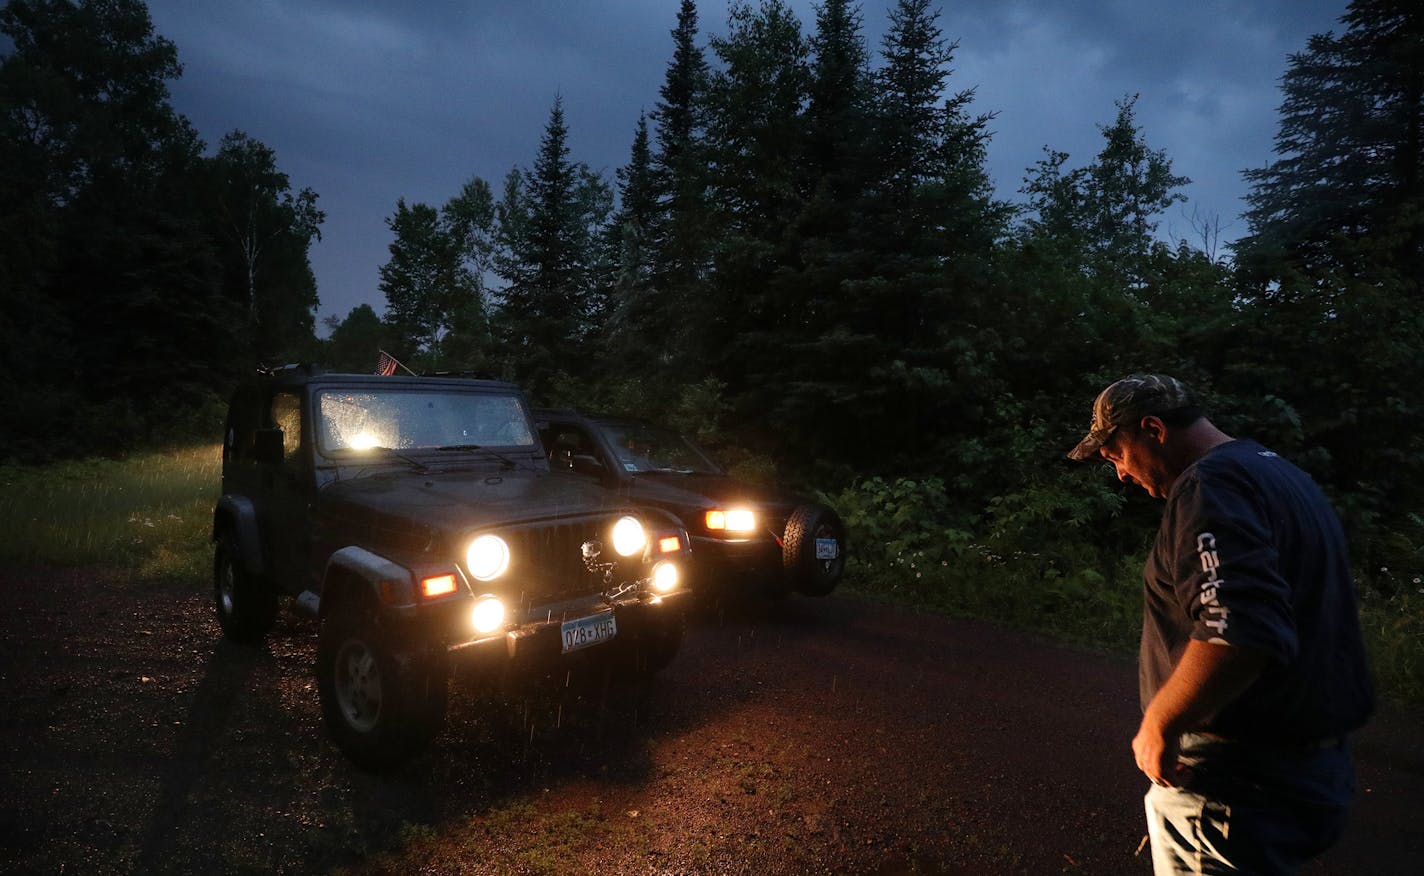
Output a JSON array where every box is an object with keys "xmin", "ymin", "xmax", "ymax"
[
  {"xmin": 320, "ymin": 546, "xmax": 412, "ymax": 619},
  {"xmin": 212, "ymin": 495, "xmax": 264, "ymax": 577}
]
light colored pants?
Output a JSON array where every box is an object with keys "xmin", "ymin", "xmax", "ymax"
[{"xmin": 1143, "ymin": 733, "xmax": 1354, "ymax": 875}]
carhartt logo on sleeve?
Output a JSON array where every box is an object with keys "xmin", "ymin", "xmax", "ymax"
[{"xmin": 1196, "ymin": 532, "xmax": 1230, "ymax": 641}]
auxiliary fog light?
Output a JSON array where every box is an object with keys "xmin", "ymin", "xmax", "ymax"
[
  {"xmin": 651, "ymin": 561, "xmax": 680, "ymax": 593},
  {"xmin": 466, "ymin": 534, "xmax": 510, "ymax": 581},
  {"xmin": 471, "ymin": 596, "xmax": 506, "ymax": 634},
  {"xmin": 612, "ymin": 516, "xmax": 647, "ymax": 557}
]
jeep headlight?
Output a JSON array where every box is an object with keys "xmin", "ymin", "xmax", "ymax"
[
  {"xmin": 706, "ymin": 507, "xmax": 757, "ymax": 533},
  {"xmin": 466, "ymin": 534, "xmax": 510, "ymax": 581},
  {"xmin": 612, "ymin": 516, "xmax": 646, "ymax": 557},
  {"xmin": 471, "ymin": 596, "xmax": 506, "ymax": 634}
]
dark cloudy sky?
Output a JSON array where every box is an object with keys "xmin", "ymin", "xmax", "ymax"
[{"xmin": 140, "ymin": 0, "xmax": 1349, "ymax": 330}]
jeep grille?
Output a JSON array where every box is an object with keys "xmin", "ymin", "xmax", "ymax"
[{"xmin": 501, "ymin": 514, "xmax": 635, "ymax": 608}]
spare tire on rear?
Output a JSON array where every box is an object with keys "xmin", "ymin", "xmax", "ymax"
[{"xmin": 782, "ymin": 504, "xmax": 846, "ymax": 596}]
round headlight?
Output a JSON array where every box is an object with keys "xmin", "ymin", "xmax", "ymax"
[
  {"xmin": 652, "ymin": 561, "xmax": 679, "ymax": 593},
  {"xmin": 471, "ymin": 596, "xmax": 506, "ymax": 634},
  {"xmin": 612, "ymin": 516, "xmax": 646, "ymax": 557},
  {"xmin": 466, "ymin": 534, "xmax": 510, "ymax": 581}
]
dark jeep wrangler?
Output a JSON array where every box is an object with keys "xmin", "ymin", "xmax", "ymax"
[
  {"xmin": 212, "ymin": 367, "xmax": 690, "ymax": 768},
  {"xmin": 533, "ymin": 409, "xmax": 845, "ymax": 599}
]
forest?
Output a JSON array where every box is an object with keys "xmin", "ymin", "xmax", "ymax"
[{"xmin": 2, "ymin": 0, "xmax": 1421, "ymax": 678}]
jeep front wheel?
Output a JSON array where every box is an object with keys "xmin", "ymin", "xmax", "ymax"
[
  {"xmin": 316, "ymin": 607, "xmax": 447, "ymax": 769},
  {"xmin": 213, "ymin": 532, "xmax": 277, "ymax": 643},
  {"xmin": 783, "ymin": 504, "xmax": 847, "ymax": 597}
]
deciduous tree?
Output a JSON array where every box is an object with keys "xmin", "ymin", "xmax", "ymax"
[{"xmin": 205, "ymin": 130, "xmax": 323, "ymax": 364}]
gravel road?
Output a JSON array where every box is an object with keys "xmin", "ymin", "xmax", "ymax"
[{"xmin": 1, "ymin": 569, "xmax": 1419, "ymax": 874}]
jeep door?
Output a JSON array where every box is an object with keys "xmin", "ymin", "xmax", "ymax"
[{"xmin": 257, "ymin": 389, "xmax": 319, "ymax": 593}]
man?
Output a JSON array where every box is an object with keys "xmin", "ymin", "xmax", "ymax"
[{"xmin": 1067, "ymin": 374, "xmax": 1374, "ymax": 875}]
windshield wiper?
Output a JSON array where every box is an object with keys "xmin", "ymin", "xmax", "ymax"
[
  {"xmin": 437, "ymin": 443, "xmax": 520, "ymax": 469},
  {"xmin": 327, "ymin": 446, "xmax": 429, "ymax": 482},
  {"xmin": 374, "ymin": 446, "xmax": 430, "ymax": 473}
]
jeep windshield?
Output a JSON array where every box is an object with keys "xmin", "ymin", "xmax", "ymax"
[
  {"xmin": 595, "ymin": 422, "xmax": 720, "ymax": 475},
  {"xmin": 317, "ymin": 388, "xmax": 536, "ymax": 457}
]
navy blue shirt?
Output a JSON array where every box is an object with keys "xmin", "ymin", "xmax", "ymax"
[{"xmin": 1141, "ymin": 439, "xmax": 1374, "ymax": 743}]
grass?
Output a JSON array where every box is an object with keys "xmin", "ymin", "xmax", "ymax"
[
  {"xmin": 0, "ymin": 444, "xmax": 221, "ymax": 584},
  {"xmin": 1359, "ymin": 589, "xmax": 1424, "ymax": 705}
]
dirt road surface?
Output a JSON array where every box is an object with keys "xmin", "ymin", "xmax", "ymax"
[{"xmin": 1, "ymin": 569, "xmax": 1419, "ymax": 874}]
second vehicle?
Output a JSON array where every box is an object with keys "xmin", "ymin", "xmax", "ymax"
[{"xmin": 533, "ymin": 409, "xmax": 846, "ymax": 599}]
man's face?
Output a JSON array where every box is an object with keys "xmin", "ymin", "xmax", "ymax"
[{"xmin": 1099, "ymin": 423, "xmax": 1175, "ymax": 499}]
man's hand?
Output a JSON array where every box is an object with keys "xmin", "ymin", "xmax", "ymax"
[
  {"xmin": 1133, "ymin": 639, "xmax": 1268, "ymax": 787},
  {"xmin": 1133, "ymin": 715, "xmax": 1190, "ymax": 787}
]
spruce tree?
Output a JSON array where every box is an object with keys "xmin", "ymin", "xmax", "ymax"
[
  {"xmin": 647, "ymin": 0, "xmax": 713, "ymax": 371},
  {"xmin": 747, "ymin": 0, "xmax": 879, "ymax": 467},
  {"xmin": 1236, "ymin": 0, "xmax": 1423, "ymax": 284},
  {"xmin": 492, "ymin": 97, "xmax": 612, "ymax": 401},
  {"xmin": 601, "ymin": 114, "xmax": 660, "ymax": 372},
  {"xmin": 1229, "ymin": 1, "xmax": 1423, "ymax": 577},
  {"xmin": 703, "ymin": 0, "xmax": 811, "ymax": 384}
]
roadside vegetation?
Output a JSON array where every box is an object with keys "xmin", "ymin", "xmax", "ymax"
[{"xmin": 828, "ymin": 475, "xmax": 1424, "ymax": 707}]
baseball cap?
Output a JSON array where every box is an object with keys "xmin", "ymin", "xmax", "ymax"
[{"xmin": 1066, "ymin": 374, "xmax": 1199, "ymax": 461}]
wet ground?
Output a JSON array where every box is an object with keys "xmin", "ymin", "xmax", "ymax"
[{"xmin": 1, "ymin": 569, "xmax": 1419, "ymax": 874}]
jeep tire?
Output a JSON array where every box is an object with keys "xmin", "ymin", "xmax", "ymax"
[
  {"xmin": 783, "ymin": 504, "xmax": 846, "ymax": 597},
  {"xmin": 316, "ymin": 605, "xmax": 448, "ymax": 770},
  {"xmin": 213, "ymin": 531, "xmax": 278, "ymax": 643}
]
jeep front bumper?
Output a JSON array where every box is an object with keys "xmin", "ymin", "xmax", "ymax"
[{"xmin": 447, "ymin": 587, "xmax": 689, "ymax": 661}]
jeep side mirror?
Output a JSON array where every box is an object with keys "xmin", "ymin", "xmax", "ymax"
[{"xmin": 254, "ymin": 427, "xmax": 285, "ymax": 465}]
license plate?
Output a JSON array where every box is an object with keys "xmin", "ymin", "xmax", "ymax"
[
  {"xmin": 561, "ymin": 612, "xmax": 617, "ymax": 653},
  {"xmin": 815, "ymin": 538, "xmax": 840, "ymax": 560}
]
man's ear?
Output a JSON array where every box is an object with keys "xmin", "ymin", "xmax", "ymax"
[{"xmin": 1139, "ymin": 415, "xmax": 1169, "ymax": 444}]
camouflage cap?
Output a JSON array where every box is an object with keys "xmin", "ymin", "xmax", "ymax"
[{"xmin": 1066, "ymin": 374, "xmax": 1199, "ymax": 461}]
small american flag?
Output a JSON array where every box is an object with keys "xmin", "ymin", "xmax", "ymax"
[{"xmin": 375, "ymin": 350, "xmax": 400, "ymax": 376}]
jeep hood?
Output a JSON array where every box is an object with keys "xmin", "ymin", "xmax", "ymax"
[{"xmin": 320, "ymin": 469, "xmax": 630, "ymax": 537}]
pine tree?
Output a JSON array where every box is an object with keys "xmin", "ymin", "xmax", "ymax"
[
  {"xmin": 1236, "ymin": 0, "xmax": 1423, "ymax": 285},
  {"xmin": 492, "ymin": 97, "xmax": 612, "ymax": 400},
  {"xmin": 1228, "ymin": 1, "xmax": 1424, "ymax": 575},
  {"xmin": 601, "ymin": 114, "xmax": 660, "ymax": 372},
  {"xmin": 647, "ymin": 0, "xmax": 713, "ymax": 370},
  {"xmin": 703, "ymin": 0, "xmax": 811, "ymax": 383},
  {"xmin": 743, "ymin": 0, "xmax": 878, "ymax": 466},
  {"xmin": 792, "ymin": 0, "xmax": 1004, "ymax": 474}
]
